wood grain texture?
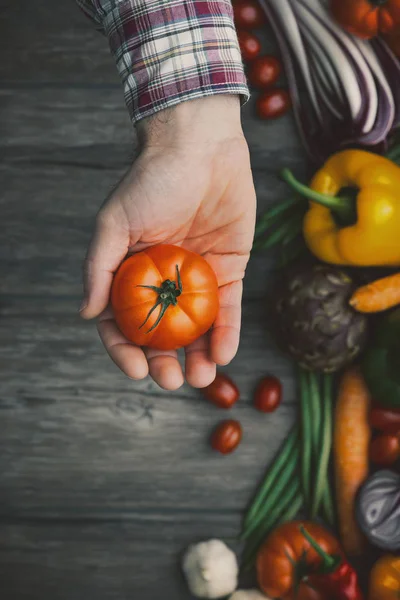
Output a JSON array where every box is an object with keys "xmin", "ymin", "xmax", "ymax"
[
  {"xmin": 0, "ymin": 1, "xmax": 305, "ymax": 596},
  {"xmin": 0, "ymin": 515, "xmax": 240, "ymax": 600},
  {"xmin": 0, "ymin": 0, "xmax": 118, "ymax": 84},
  {"xmin": 0, "ymin": 295, "xmax": 296, "ymax": 516}
]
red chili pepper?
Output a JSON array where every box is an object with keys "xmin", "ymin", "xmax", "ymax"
[{"xmin": 300, "ymin": 526, "xmax": 364, "ymax": 600}]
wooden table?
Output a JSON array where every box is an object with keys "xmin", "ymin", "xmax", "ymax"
[{"xmin": 0, "ymin": 2, "xmax": 305, "ymax": 597}]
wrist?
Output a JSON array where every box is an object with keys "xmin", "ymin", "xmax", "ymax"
[{"xmin": 137, "ymin": 95, "xmax": 244, "ymax": 149}]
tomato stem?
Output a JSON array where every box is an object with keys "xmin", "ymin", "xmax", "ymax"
[
  {"xmin": 299, "ymin": 526, "xmax": 341, "ymax": 573},
  {"xmin": 138, "ymin": 264, "xmax": 182, "ymax": 333}
]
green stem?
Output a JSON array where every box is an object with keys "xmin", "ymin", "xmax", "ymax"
[
  {"xmin": 299, "ymin": 526, "xmax": 341, "ymax": 573},
  {"xmin": 299, "ymin": 368, "xmax": 312, "ymax": 509},
  {"xmin": 309, "ymin": 372, "xmax": 322, "ymax": 519},
  {"xmin": 254, "ymin": 196, "xmax": 300, "ymax": 237},
  {"xmin": 281, "ymin": 168, "xmax": 355, "ymax": 224},
  {"xmin": 311, "ymin": 374, "xmax": 333, "ymax": 520},
  {"xmin": 322, "ymin": 485, "xmax": 335, "ymax": 528},
  {"xmin": 242, "ymin": 426, "xmax": 298, "ymax": 531},
  {"xmin": 242, "ymin": 452, "xmax": 299, "ymax": 540}
]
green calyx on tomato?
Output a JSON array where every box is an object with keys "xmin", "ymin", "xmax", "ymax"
[{"xmin": 138, "ymin": 264, "xmax": 182, "ymax": 333}]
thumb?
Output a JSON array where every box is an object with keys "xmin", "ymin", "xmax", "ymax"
[{"xmin": 80, "ymin": 208, "xmax": 130, "ymax": 320}]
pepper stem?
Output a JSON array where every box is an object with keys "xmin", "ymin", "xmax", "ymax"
[
  {"xmin": 299, "ymin": 526, "xmax": 341, "ymax": 574},
  {"xmin": 281, "ymin": 169, "xmax": 356, "ymax": 224},
  {"xmin": 138, "ymin": 264, "xmax": 182, "ymax": 333}
]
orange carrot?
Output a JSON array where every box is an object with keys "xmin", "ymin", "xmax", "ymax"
[
  {"xmin": 334, "ymin": 367, "xmax": 371, "ymax": 556},
  {"xmin": 350, "ymin": 272, "xmax": 400, "ymax": 313}
]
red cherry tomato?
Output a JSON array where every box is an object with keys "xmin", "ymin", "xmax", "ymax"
[
  {"xmin": 211, "ymin": 420, "xmax": 242, "ymax": 454},
  {"xmin": 256, "ymin": 89, "xmax": 291, "ymax": 120},
  {"xmin": 233, "ymin": 0, "xmax": 265, "ymax": 29},
  {"xmin": 238, "ymin": 31, "xmax": 262, "ymax": 62},
  {"xmin": 254, "ymin": 376, "xmax": 282, "ymax": 413},
  {"xmin": 370, "ymin": 407, "xmax": 400, "ymax": 435},
  {"xmin": 202, "ymin": 373, "xmax": 240, "ymax": 409},
  {"xmin": 370, "ymin": 434, "xmax": 400, "ymax": 467},
  {"xmin": 248, "ymin": 55, "xmax": 282, "ymax": 90}
]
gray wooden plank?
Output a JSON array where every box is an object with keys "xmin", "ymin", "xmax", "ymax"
[
  {"xmin": 0, "ymin": 295, "xmax": 295, "ymax": 516},
  {"xmin": 0, "ymin": 0, "xmax": 118, "ymax": 84},
  {"xmin": 0, "ymin": 514, "xmax": 241, "ymax": 600}
]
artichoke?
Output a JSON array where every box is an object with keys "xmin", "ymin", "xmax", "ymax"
[{"xmin": 272, "ymin": 263, "xmax": 368, "ymax": 372}]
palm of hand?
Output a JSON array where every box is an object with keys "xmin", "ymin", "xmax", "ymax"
[{"xmin": 83, "ymin": 138, "xmax": 256, "ymax": 390}]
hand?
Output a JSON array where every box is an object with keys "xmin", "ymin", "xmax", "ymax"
[{"xmin": 80, "ymin": 95, "xmax": 256, "ymax": 390}]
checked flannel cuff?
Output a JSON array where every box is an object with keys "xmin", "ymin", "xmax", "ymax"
[{"xmin": 77, "ymin": 0, "xmax": 249, "ymax": 124}]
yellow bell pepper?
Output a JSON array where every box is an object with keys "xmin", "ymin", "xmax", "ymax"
[
  {"xmin": 283, "ymin": 150, "xmax": 400, "ymax": 267},
  {"xmin": 369, "ymin": 555, "xmax": 400, "ymax": 600}
]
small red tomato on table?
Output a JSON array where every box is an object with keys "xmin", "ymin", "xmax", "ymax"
[
  {"xmin": 254, "ymin": 376, "xmax": 282, "ymax": 413},
  {"xmin": 202, "ymin": 373, "xmax": 240, "ymax": 409},
  {"xmin": 256, "ymin": 89, "xmax": 291, "ymax": 120},
  {"xmin": 370, "ymin": 433, "xmax": 400, "ymax": 466},
  {"xmin": 211, "ymin": 420, "xmax": 242, "ymax": 454},
  {"xmin": 237, "ymin": 31, "xmax": 261, "ymax": 62},
  {"xmin": 370, "ymin": 406, "xmax": 400, "ymax": 434},
  {"xmin": 248, "ymin": 55, "xmax": 282, "ymax": 90},
  {"xmin": 233, "ymin": 0, "xmax": 265, "ymax": 29}
]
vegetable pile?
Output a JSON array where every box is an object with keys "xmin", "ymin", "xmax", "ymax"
[{"xmin": 107, "ymin": 2, "xmax": 400, "ymax": 599}]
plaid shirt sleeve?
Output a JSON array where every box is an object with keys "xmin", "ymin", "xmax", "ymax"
[{"xmin": 77, "ymin": 0, "xmax": 249, "ymax": 124}]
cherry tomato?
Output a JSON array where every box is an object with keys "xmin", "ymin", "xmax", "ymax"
[
  {"xmin": 254, "ymin": 376, "xmax": 282, "ymax": 413},
  {"xmin": 370, "ymin": 434, "xmax": 400, "ymax": 467},
  {"xmin": 211, "ymin": 420, "xmax": 242, "ymax": 454},
  {"xmin": 233, "ymin": 0, "xmax": 265, "ymax": 29},
  {"xmin": 238, "ymin": 31, "xmax": 262, "ymax": 62},
  {"xmin": 248, "ymin": 55, "xmax": 282, "ymax": 90},
  {"xmin": 370, "ymin": 407, "xmax": 400, "ymax": 435},
  {"xmin": 256, "ymin": 89, "xmax": 291, "ymax": 120},
  {"xmin": 111, "ymin": 244, "xmax": 219, "ymax": 350},
  {"xmin": 202, "ymin": 373, "xmax": 240, "ymax": 409}
]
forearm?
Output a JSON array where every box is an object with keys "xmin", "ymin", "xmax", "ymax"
[{"xmin": 76, "ymin": 0, "xmax": 249, "ymax": 124}]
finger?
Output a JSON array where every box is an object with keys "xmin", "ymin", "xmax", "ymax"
[
  {"xmin": 185, "ymin": 334, "xmax": 216, "ymax": 388},
  {"xmin": 144, "ymin": 347, "xmax": 184, "ymax": 391},
  {"xmin": 80, "ymin": 206, "xmax": 130, "ymax": 320},
  {"xmin": 97, "ymin": 309, "xmax": 149, "ymax": 380},
  {"xmin": 210, "ymin": 281, "xmax": 242, "ymax": 366}
]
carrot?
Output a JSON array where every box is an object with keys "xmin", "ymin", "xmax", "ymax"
[
  {"xmin": 334, "ymin": 367, "xmax": 371, "ymax": 556},
  {"xmin": 350, "ymin": 272, "xmax": 400, "ymax": 313}
]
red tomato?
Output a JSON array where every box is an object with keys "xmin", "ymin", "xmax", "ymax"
[
  {"xmin": 256, "ymin": 89, "xmax": 291, "ymax": 120},
  {"xmin": 202, "ymin": 373, "xmax": 240, "ymax": 409},
  {"xmin": 238, "ymin": 31, "xmax": 262, "ymax": 62},
  {"xmin": 254, "ymin": 376, "xmax": 282, "ymax": 413},
  {"xmin": 248, "ymin": 55, "xmax": 282, "ymax": 90},
  {"xmin": 370, "ymin": 407, "xmax": 400, "ymax": 434},
  {"xmin": 211, "ymin": 420, "xmax": 242, "ymax": 454},
  {"xmin": 111, "ymin": 244, "xmax": 219, "ymax": 351},
  {"xmin": 233, "ymin": 0, "xmax": 265, "ymax": 29},
  {"xmin": 257, "ymin": 521, "xmax": 342, "ymax": 600},
  {"xmin": 370, "ymin": 434, "xmax": 400, "ymax": 466}
]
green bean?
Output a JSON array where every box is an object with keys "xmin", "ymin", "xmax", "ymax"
[
  {"xmin": 242, "ymin": 450, "xmax": 300, "ymax": 540},
  {"xmin": 243, "ymin": 425, "xmax": 298, "ymax": 531},
  {"xmin": 254, "ymin": 197, "xmax": 300, "ymax": 237},
  {"xmin": 299, "ymin": 368, "xmax": 312, "ymax": 508},
  {"xmin": 241, "ymin": 483, "xmax": 303, "ymax": 571},
  {"xmin": 322, "ymin": 484, "xmax": 335, "ymax": 527},
  {"xmin": 311, "ymin": 374, "xmax": 333, "ymax": 519}
]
